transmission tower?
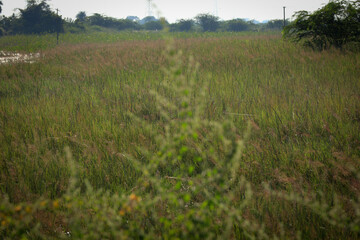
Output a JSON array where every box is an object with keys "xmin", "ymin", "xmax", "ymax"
[
  {"xmin": 214, "ymin": 0, "xmax": 218, "ymax": 17},
  {"xmin": 147, "ymin": 0, "xmax": 153, "ymax": 16}
]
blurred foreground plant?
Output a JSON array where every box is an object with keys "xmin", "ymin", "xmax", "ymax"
[{"xmin": 0, "ymin": 39, "xmax": 261, "ymax": 239}]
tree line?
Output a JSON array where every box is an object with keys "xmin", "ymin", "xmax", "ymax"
[
  {"xmin": 1, "ymin": 0, "xmax": 359, "ymax": 51},
  {"xmin": 0, "ymin": 0, "xmax": 287, "ymax": 36},
  {"xmin": 69, "ymin": 13, "xmax": 288, "ymax": 33}
]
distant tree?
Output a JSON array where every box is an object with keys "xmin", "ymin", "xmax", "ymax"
[
  {"xmin": 0, "ymin": 1, "xmax": 3, "ymax": 14},
  {"xmin": 283, "ymin": 0, "xmax": 360, "ymax": 50},
  {"xmin": 0, "ymin": 14, "xmax": 19, "ymax": 35},
  {"xmin": 126, "ymin": 16, "xmax": 140, "ymax": 22},
  {"xmin": 265, "ymin": 19, "xmax": 290, "ymax": 30},
  {"xmin": 176, "ymin": 19, "xmax": 194, "ymax": 32},
  {"xmin": 227, "ymin": 19, "xmax": 249, "ymax": 32},
  {"xmin": 27, "ymin": 0, "xmax": 36, "ymax": 5},
  {"xmin": 88, "ymin": 13, "xmax": 105, "ymax": 26},
  {"xmin": 116, "ymin": 19, "xmax": 140, "ymax": 30},
  {"xmin": 144, "ymin": 20, "xmax": 163, "ymax": 31},
  {"xmin": 140, "ymin": 16, "xmax": 157, "ymax": 25},
  {"xmin": 18, "ymin": 0, "xmax": 63, "ymax": 34},
  {"xmin": 76, "ymin": 11, "xmax": 87, "ymax": 22},
  {"xmin": 86, "ymin": 13, "xmax": 140, "ymax": 30},
  {"xmin": 195, "ymin": 14, "xmax": 219, "ymax": 32}
]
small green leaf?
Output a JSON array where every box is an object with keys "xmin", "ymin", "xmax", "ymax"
[
  {"xmin": 180, "ymin": 146, "xmax": 188, "ymax": 154},
  {"xmin": 183, "ymin": 194, "xmax": 191, "ymax": 203},
  {"xmin": 175, "ymin": 181, "xmax": 182, "ymax": 190}
]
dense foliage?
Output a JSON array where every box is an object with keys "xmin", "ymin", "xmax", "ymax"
[
  {"xmin": 283, "ymin": 0, "xmax": 360, "ymax": 50},
  {"xmin": 0, "ymin": 0, "xmax": 63, "ymax": 35},
  {"xmin": 266, "ymin": 19, "xmax": 290, "ymax": 30},
  {"xmin": 195, "ymin": 14, "xmax": 220, "ymax": 32},
  {"xmin": 144, "ymin": 19, "xmax": 165, "ymax": 31},
  {"xmin": 227, "ymin": 19, "xmax": 251, "ymax": 32},
  {"xmin": 87, "ymin": 13, "xmax": 140, "ymax": 31},
  {"xmin": 170, "ymin": 19, "xmax": 194, "ymax": 32},
  {"xmin": 19, "ymin": 0, "xmax": 63, "ymax": 34}
]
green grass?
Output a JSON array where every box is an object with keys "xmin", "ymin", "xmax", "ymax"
[
  {"xmin": 0, "ymin": 31, "xmax": 359, "ymax": 239},
  {"xmin": 0, "ymin": 31, "xmax": 275, "ymax": 52}
]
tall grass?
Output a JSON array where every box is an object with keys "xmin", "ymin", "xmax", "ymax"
[
  {"xmin": 0, "ymin": 31, "xmax": 278, "ymax": 52},
  {"xmin": 0, "ymin": 32, "xmax": 359, "ymax": 239}
]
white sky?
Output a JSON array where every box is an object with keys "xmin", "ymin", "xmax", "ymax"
[{"xmin": 2, "ymin": 0, "xmax": 330, "ymax": 23}]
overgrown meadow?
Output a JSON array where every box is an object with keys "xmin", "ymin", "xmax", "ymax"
[{"xmin": 0, "ymin": 32, "xmax": 359, "ymax": 239}]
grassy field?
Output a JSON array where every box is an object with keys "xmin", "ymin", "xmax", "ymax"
[
  {"xmin": 0, "ymin": 31, "xmax": 269, "ymax": 52},
  {"xmin": 0, "ymin": 32, "xmax": 360, "ymax": 239}
]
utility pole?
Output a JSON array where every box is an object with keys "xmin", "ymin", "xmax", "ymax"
[
  {"xmin": 215, "ymin": 0, "xmax": 218, "ymax": 17},
  {"xmin": 283, "ymin": 6, "xmax": 286, "ymax": 28},
  {"xmin": 56, "ymin": 8, "xmax": 59, "ymax": 45}
]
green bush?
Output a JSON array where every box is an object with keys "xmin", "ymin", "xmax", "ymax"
[{"xmin": 283, "ymin": 0, "xmax": 360, "ymax": 50}]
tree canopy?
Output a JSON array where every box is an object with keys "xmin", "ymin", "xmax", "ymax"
[
  {"xmin": 173, "ymin": 19, "xmax": 194, "ymax": 32},
  {"xmin": 227, "ymin": 19, "xmax": 250, "ymax": 32},
  {"xmin": 283, "ymin": 0, "xmax": 360, "ymax": 50},
  {"xmin": 0, "ymin": 0, "xmax": 63, "ymax": 35},
  {"xmin": 195, "ymin": 14, "xmax": 219, "ymax": 32},
  {"xmin": 266, "ymin": 19, "xmax": 290, "ymax": 30},
  {"xmin": 19, "ymin": 0, "xmax": 63, "ymax": 34},
  {"xmin": 86, "ymin": 13, "xmax": 140, "ymax": 30},
  {"xmin": 76, "ymin": 11, "xmax": 87, "ymax": 22}
]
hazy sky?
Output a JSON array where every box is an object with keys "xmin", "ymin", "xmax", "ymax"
[{"xmin": 2, "ymin": 0, "xmax": 330, "ymax": 23}]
